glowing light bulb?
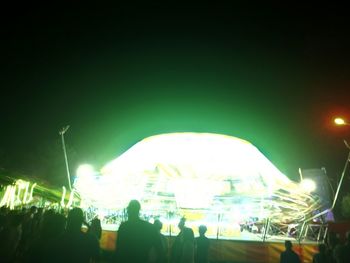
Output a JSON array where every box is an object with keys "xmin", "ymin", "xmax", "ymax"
[
  {"xmin": 300, "ymin": 179, "xmax": 316, "ymax": 192},
  {"xmin": 334, "ymin": 117, "xmax": 347, "ymax": 125}
]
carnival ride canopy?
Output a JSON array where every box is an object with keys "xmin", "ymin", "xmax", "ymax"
[{"xmin": 75, "ymin": 133, "xmax": 321, "ymax": 224}]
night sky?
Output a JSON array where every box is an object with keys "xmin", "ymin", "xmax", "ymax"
[{"xmin": 1, "ymin": 3, "xmax": 350, "ymax": 187}]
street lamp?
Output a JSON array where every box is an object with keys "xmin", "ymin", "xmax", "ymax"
[
  {"xmin": 59, "ymin": 125, "xmax": 72, "ymax": 190},
  {"xmin": 334, "ymin": 117, "xmax": 350, "ymax": 126},
  {"xmin": 298, "ymin": 119, "xmax": 350, "ymax": 241}
]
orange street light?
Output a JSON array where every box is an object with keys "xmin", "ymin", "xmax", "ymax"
[{"xmin": 334, "ymin": 117, "xmax": 350, "ymax": 126}]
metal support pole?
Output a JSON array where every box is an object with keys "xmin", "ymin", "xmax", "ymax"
[
  {"xmin": 298, "ymin": 141, "xmax": 350, "ymax": 242},
  {"xmin": 59, "ymin": 126, "xmax": 72, "ymax": 190},
  {"xmin": 263, "ymin": 218, "xmax": 270, "ymax": 242},
  {"xmin": 216, "ymin": 213, "xmax": 220, "ymax": 240},
  {"xmin": 317, "ymin": 225, "xmax": 322, "ymax": 242},
  {"xmin": 331, "ymin": 142, "xmax": 350, "ymax": 209},
  {"xmin": 298, "ymin": 221, "xmax": 306, "ymax": 242}
]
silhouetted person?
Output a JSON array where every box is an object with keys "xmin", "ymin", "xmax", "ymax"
[
  {"xmin": 326, "ymin": 232, "xmax": 341, "ymax": 263},
  {"xmin": 313, "ymin": 244, "xmax": 329, "ymax": 263},
  {"xmin": 154, "ymin": 219, "xmax": 168, "ymax": 262},
  {"xmin": 53, "ymin": 207, "xmax": 100, "ymax": 263},
  {"xmin": 25, "ymin": 211, "xmax": 66, "ymax": 263},
  {"xmin": 195, "ymin": 225, "xmax": 209, "ymax": 263},
  {"xmin": 180, "ymin": 227, "xmax": 195, "ymax": 263},
  {"xmin": 19, "ymin": 207, "xmax": 44, "ymax": 260},
  {"xmin": 115, "ymin": 200, "xmax": 164, "ymax": 263},
  {"xmin": 31, "ymin": 207, "xmax": 44, "ymax": 237},
  {"xmin": 88, "ymin": 217, "xmax": 102, "ymax": 240},
  {"xmin": 338, "ymin": 231, "xmax": 350, "ymax": 263},
  {"xmin": 0, "ymin": 212, "xmax": 23, "ymax": 263},
  {"xmin": 280, "ymin": 240, "xmax": 301, "ymax": 263},
  {"xmin": 171, "ymin": 217, "xmax": 186, "ymax": 263},
  {"xmin": 18, "ymin": 206, "xmax": 37, "ymax": 255},
  {"xmin": 0, "ymin": 206, "xmax": 8, "ymax": 232}
]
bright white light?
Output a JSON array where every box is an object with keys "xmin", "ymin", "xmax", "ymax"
[
  {"xmin": 334, "ymin": 117, "xmax": 346, "ymax": 125},
  {"xmin": 77, "ymin": 164, "xmax": 95, "ymax": 178},
  {"xmin": 300, "ymin": 179, "xmax": 316, "ymax": 192}
]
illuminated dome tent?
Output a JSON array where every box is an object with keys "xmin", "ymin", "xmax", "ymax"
[{"xmin": 75, "ymin": 133, "xmax": 320, "ymax": 236}]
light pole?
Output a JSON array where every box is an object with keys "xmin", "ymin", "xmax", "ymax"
[
  {"xmin": 298, "ymin": 118, "xmax": 350, "ymax": 242},
  {"xmin": 59, "ymin": 125, "xmax": 72, "ymax": 190},
  {"xmin": 298, "ymin": 139, "xmax": 350, "ymax": 242},
  {"xmin": 333, "ymin": 117, "xmax": 350, "ymax": 209}
]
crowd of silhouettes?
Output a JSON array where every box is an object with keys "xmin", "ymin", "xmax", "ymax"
[
  {"xmin": 2, "ymin": 200, "xmax": 350, "ymax": 263},
  {"xmin": 314, "ymin": 231, "xmax": 350, "ymax": 263},
  {"xmin": 278, "ymin": 231, "xmax": 350, "ymax": 263},
  {"xmin": 0, "ymin": 205, "xmax": 101, "ymax": 263},
  {"xmin": 115, "ymin": 200, "xmax": 210, "ymax": 263}
]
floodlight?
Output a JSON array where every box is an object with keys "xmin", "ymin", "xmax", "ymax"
[
  {"xmin": 300, "ymin": 179, "xmax": 316, "ymax": 192},
  {"xmin": 76, "ymin": 164, "xmax": 95, "ymax": 178}
]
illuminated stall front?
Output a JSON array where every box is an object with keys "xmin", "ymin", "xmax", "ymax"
[{"xmin": 74, "ymin": 133, "xmax": 321, "ymax": 240}]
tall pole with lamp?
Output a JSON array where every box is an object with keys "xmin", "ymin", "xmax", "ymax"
[
  {"xmin": 59, "ymin": 125, "xmax": 72, "ymax": 190},
  {"xmin": 298, "ymin": 117, "xmax": 350, "ymax": 242}
]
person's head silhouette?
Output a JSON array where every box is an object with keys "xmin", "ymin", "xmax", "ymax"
[
  {"xmin": 127, "ymin": 200, "xmax": 141, "ymax": 220},
  {"xmin": 285, "ymin": 240, "xmax": 293, "ymax": 250},
  {"xmin": 182, "ymin": 227, "xmax": 194, "ymax": 242},
  {"xmin": 198, "ymin": 225, "xmax": 207, "ymax": 237},
  {"xmin": 346, "ymin": 231, "xmax": 350, "ymax": 243},
  {"xmin": 66, "ymin": 207, "xmax": 84, "ymax": 232},
  {"xmin": 153, "ymin": 219, "xmax": 163, "ymax": 232},
  {"xmin": 178, "ymin": 217, "xmax": 186, "ymax": 231},
  {"xmin": 318, "ymin": 243, "xmax": 326, "ymax": 254}
]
